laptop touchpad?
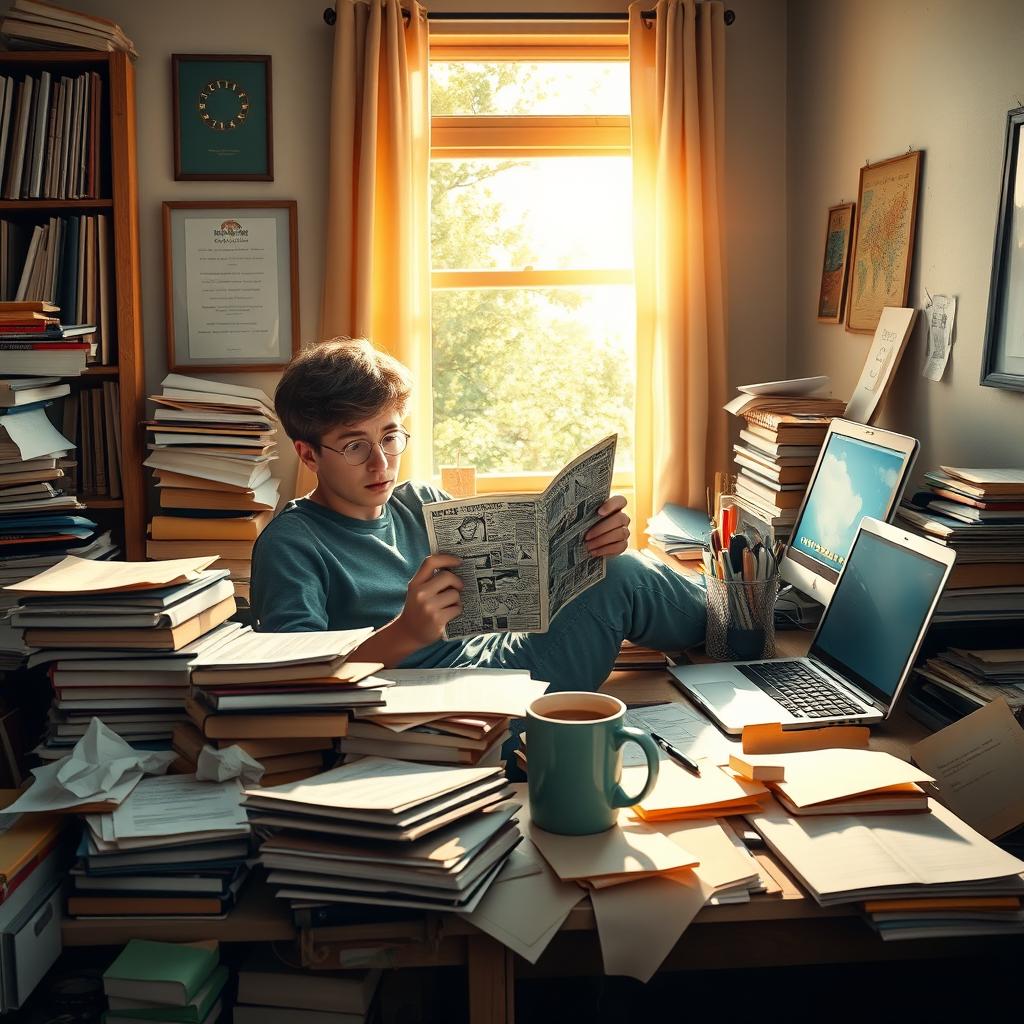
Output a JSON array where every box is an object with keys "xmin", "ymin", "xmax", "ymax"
[{"xmin": 691, "ymin": 680, "xmax": 778, "ymax": 713}]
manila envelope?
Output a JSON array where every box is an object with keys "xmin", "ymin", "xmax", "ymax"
[
  {"xmin": 626, "ymin": 758, "xmax": 768, "ymax": 817},
  {"xmin": 741, "ymin": 721, "xmax": 869, "ymax": 754},
  {"xmin": 911, "ymin": 698, "xmax": 1024, "ymax": 839}
]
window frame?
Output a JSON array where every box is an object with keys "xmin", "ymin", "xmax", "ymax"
[{"xmin": 429, "ymin": 42, "xmax": 635, "ymax": 498}]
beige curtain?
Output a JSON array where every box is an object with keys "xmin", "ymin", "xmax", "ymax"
[
  {"xmin": 628, "ymin": 0, "xmax": 728, "ymax": 532},
  {"xmin": 295, "ymin": 0, "xmax": 431, "ymax": 497}
]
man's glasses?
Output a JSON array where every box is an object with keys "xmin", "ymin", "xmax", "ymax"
[{"xmin": 320, "ymin": 429, "xmax": 410, "ymax": 466}]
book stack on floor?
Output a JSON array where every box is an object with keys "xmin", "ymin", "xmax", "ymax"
[
  {"xmin": 235, "ymin": 956, "xmax": 381, "ymax": 1024},
  {"xmin": 144, "ymin": 374, "xmax": 281, "ymax": 605},
  {"xmin": 725, "ymin": 378, "xmax": 845, "ymax": 542},
  {"xmin": 102, "ymin": 940, "xmax": 228, "ymax": 1024},
  {"xmin": 69, "ymin": 774, "xmax": 250, "ymax": 921},
  {"xmin": 897, "ymin": 466, "xmax": 1024, "ymax": 624},
  {"xmin": 5, "ymin": 555, "xmax": 238, "ymax": 756},
  {"xmin": 182, "ymin": 628, "xmax": 385, "ymax": 787},
  {"xmin": 245, "ymin": 756, "xmax": 521, "ymax": 919},
  {"xmin": 907, "ymin": 647, "xmax": 1024, "ymax": 731}
]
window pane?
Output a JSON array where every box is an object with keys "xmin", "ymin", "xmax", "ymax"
[
  {"xmin": 432, "ymin": 286, "xmax": 635, "ymax": 475},
  {"xmin": 430, "ymin": 62, "xmax": 630, "ymax": 116},
  {"xmin": 432, "ymin": 158, "xmax": 633, "ymax": 270}
]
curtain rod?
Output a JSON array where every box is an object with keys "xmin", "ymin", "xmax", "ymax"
[{"xmin": 323, "ymin": 8, "xmax": 737, "ymax": 26}]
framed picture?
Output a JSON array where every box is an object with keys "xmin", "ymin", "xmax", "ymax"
[
  {"xmin": 163, "ymin": 201, "xmax": 300, "ymax": 373},
  {"xmin": 172, "ymin": 54, "xmax": 273, "ymax": 180},
  {"xmin": 981, "ymin": 107, "xmax": 1024, "ymax": 391},
  {"xmin": 846, "ymin": 150, "xmax": 922, "ymax": 333},
  {"xmin": 816, "ymin": 202, "xmax": 855, "ymax": 323}
]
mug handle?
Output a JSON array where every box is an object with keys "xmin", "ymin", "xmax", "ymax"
[{"xmin": 609, "ymin": 725, "xmax": 660, "ymax": 809}]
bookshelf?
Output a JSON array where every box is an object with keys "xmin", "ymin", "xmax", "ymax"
[{"xmin": 0, "ymin": 49, "xmax": 145, "ymax": 559}]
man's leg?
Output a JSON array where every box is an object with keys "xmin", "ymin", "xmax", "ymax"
[{"xmin": 443, "ymin": 551, "xmax": 706, "ymax": 691}]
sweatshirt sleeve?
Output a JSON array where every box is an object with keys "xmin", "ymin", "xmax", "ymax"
[{"xmin": 250, "ymin": 521, "xmax": 331, "ymax": 632}]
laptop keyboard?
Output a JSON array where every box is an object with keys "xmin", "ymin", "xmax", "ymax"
[{"xmin": 737, "ymin": 661, "xmax": 867, "ymax": 719}]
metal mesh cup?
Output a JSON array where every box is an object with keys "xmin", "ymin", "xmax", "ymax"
[{"xmin": 704, "ymin": 573, "xmax": 780, "ymax": 661}]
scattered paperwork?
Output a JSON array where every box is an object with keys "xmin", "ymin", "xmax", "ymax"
[{"xmin": 6, "ymin": 719, "xmax": 175, "ymax": 814}]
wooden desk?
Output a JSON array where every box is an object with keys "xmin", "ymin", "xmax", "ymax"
[{"xmin": 297, "ymin": 643, "xmax": 980, "ymax": 1024}]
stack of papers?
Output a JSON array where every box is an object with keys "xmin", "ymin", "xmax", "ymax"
[
  {"xmin": 909, "ymin": 647, "xmax": 1024, "ymax": 730},
  {"xmin": 71, "ymin": 774, "xmax": 251, "ymax": 921},
  {"xmin": 898, "ymin": 467, "xmax": 1024, "ymax": 623},
  {"xmin": 729, "ymin": 748, "xmax": 934, "ymax": 816},
  {"xmin": 244, "ymin": 757, "xmax": 519, "ymax": 918},
  {"xmin": 5, "ymin": 556, "xmax": 241, "ymax": 756},
  {"xmin": 185, "ymin": 630, "xmax": 383, "ymax": 776},
  {"xmin": 747, "ymin": 797, "xmax": 1024, "ymax": 913},
  {"xmin": 144, "ymin": 375, "xmax": 281, "ymax": 600},
  {"xmin": 343, "ymin": 668, "xmax": 547, "ymax": 767},
  {"xmin": 644, "ymin": 503, "xmax": 711, "ymax": 562}
]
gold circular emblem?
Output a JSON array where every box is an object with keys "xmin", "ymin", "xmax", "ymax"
[{"xmin": 197, "ymin": 79, "xmax": 250, "ymax": 132}]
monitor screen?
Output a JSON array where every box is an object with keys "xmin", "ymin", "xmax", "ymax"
[
  {"xmin": 810, "ymin": 528, "xmax": 949, "ymax": 707},
  {"xmin": 785, "ymin": 431, "xmax": 911, "ymax": 585}
]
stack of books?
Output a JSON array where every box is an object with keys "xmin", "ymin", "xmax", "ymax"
[
  {"xmin": 725, "ymin": 380, "xmax": 845, "ymax": 541},
  {"xmin": 102, "ymin": 940, "xmax": 228, "ymax": 1024},
  {"xmin": 1, "ymin": 0, "xmax": 137, "ymax": 59},
  {"xmin": 6, "ymin": 555, "xmax": 238, "ymax": 756},
  {"xmin": 69, "ymin": 775, "xmax": 250, "ymax": 921},
  {"xmin": 644, "ymin": 503, "xmax": 711, "ymax": 563},
  {"xmin": 144, "ymin": 374, "xmax": 281, "ymax": 603},
  {"xmin": 235, "ymin": 957, "xmax": 381, "ymax": 1024},
  {"xmin": 245, "ymin": 756, "xmax": 520, "ymax": 917},
  {"xmin": 897, "ymin": 466, "xmax": 1024, "ymax": 623},
  {"xmin": 908, "ymin": 647, "xmax": 1024, "ymax": 731},
  {"xmin": 339, "ymin": 712, "xmax": 510, "ymax": 766},
  {"xmin": 183, "ymin": 628, "xmax": 385, "ymax": 785}
]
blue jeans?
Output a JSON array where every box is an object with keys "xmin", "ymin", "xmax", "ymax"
[{"xmin": 424, "ymin": 551, "xmax": 707, "ymax": 690}]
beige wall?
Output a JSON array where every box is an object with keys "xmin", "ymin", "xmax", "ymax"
[
  {"xmin": 787, "ymin": 0, "xmax": 1024, "ymax": 474},
  {"xmin": 1, "ymin": 0, "xmax": 787, "ymax": 495}
]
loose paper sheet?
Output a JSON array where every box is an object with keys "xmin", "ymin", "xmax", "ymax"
[
  {"xmin": 0, "ymin": 407, "xmax": 73, "ymax": 461},
  {"xmin": 190, "ymin": 627, "xmax": 373, "ymax": 668},
  {"xmin": 109, "ymin": 774, "xmax": 248, "ymax": 839},
  {"xmin": 912, "ymin": 698, "xmax": 1024, "ymax": 839},
  {"xmin": 368, "ymin": 669, "xmax": 548, "ymax": 718},
  {"xmin": 922, "ymin": 291, "xmax": 957, "ymax": 381},
  {"xmin": 622, "ymin": 702, "xmax": 737, "ymax": 766},
  {"xmin": 196, "ymin": 744, "xmax": 265, "ymax": 786},
  {"xmin": 4, "ymin": 555, "xmax": 217, "ymax": 594}
]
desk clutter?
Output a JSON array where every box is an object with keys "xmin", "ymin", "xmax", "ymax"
[{"xmin": 144, "ymin": 374, "xmax": 283, "ymax": 608}]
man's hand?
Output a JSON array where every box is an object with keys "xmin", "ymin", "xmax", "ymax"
[
  {"xmin": 585, "ymin": 494, "xmax": 631, "ymax": 558},
  {"xmin": 394, "ymin": 554, "xmax": 464, "ymax": 646}
]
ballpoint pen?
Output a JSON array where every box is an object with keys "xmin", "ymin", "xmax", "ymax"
[{"xmin": 649, "ymin": 731, "xmax": 701, "ymax": 776}]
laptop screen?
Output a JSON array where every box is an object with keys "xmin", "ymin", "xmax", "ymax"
[
  {"xmin": 784, "ymin": 431, "xmax": 913, "ymax": 585},
  {"xmin": 810, "ymin": 528, "xmax": 948, "ymax": 708}
]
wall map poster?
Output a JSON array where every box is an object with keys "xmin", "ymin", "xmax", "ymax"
[{"xmin": 846, "ymin": 151, "xmax": 922, "ymax": 333}]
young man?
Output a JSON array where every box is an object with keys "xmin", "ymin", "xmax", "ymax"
[{"xmin": 251, "ymin": 338, "xmax": 706, "ymax": 691}]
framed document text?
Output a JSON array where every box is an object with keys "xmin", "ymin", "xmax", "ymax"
[
  {"xmin": 172, "ymin": 54, "xmax": 273, "ymax": 180},
  {"xmin": 846, "ymin": 151, "xmax": 922, "ymax": 334},
  {"xmin": 163, "ymin": 201, "xmax": 299, "ymax": 373},
  {"xmin": 981, "ymin": 107, "xmax": 1024, "ymax": 391},
  {"xmin": 817, "ymin": 202, "xmax": 855, "ymax": 323}
]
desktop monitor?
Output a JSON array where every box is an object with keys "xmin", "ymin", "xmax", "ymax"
[{"xmin": 780, "ymin": 419, "xmax": 919, "ymax": 604}]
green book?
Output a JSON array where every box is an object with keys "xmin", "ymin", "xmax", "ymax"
[
  {"xmin": 102, "ymin": 940, "xmax": 219, "ymax": 1008},
  {"xmin": 103, "ymin": 965, "xmax": 226, "ymax": 1023}
]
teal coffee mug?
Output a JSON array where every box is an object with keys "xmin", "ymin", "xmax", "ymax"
[{"xmin": 526, "ymin": 691, "xmax": 660, "ymax": 835}]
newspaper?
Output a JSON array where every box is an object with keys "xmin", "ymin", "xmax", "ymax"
[{"xmin": 423, "ymin": 435, "xmax": 617, "ymax": 638}]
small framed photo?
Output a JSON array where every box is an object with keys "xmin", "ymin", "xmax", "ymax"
[
  {"xmin": 981, "ymin": 106, "xmax": 1024, "ymax": 391},
  {"xmin": 163, "ymin": 201, "xmax": 300, "ymax": 373},
  {"xmin": 172, "ymin": 54, "xmax": 273, "ymax": 180},
  {"xmin": 816, "ymin": 202, "xmax": 855, "ymax": 323}
]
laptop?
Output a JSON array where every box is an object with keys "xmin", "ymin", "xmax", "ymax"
[
  {"xmin": 779, "ymin": 419, "xmax": 919, "ymax": 604},
  {"xmin": 669, "ymin": 517, "xmax": 956, "ymax": 734}
]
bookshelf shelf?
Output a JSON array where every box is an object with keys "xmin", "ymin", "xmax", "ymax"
[
  {"xmin": 0, "ymin": 199, "xmax": 113, "ymax": 210},
  {"xmin": 0, "ymin": 50, "xmax": 146, "ymax": 558}
]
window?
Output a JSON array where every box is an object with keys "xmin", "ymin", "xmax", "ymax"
[{"xmin": 429, "ymin": 54, "xmax": 635, "ymax": 491}]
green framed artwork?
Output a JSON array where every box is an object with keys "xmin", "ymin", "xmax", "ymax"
[{"xmin": 172, "ymin": 54, "xmax": 273, "ymax": 181}]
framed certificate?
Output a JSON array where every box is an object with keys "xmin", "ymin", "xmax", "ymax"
[
  {"xmin": 172, "ymin": 54, "xmax": 273, "ymax": 180},
  {"xmin": 162, "ymin": 201, "xmax": 300, "ymax": 372}
]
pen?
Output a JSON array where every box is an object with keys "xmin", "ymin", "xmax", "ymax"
[{"xmin": 649, "ymin": 731, "xmax": 702, "ymax": 776}]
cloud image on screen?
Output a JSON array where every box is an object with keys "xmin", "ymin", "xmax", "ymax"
[{"xmin": 794, "ymin": 435, "xmax": 907, "ymax": 572}]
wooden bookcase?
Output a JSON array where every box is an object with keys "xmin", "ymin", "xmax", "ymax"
[{"xmin": 0, "ymin": 50, "xmax": 145, "ymax": 559}]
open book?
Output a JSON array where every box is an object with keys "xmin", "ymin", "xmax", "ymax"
[{"xmin": 423, "ymin": 435, "xmax": 616, "ymax": 638}]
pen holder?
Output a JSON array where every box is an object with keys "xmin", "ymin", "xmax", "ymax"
[{"xmin": 704, "ymin": 574, "xmax": 780, "ymax": 661}]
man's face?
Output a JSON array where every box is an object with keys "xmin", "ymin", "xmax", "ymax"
[{"xmin": 298, "ymin": 405, "xmax": 405, "ymax": 519}]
